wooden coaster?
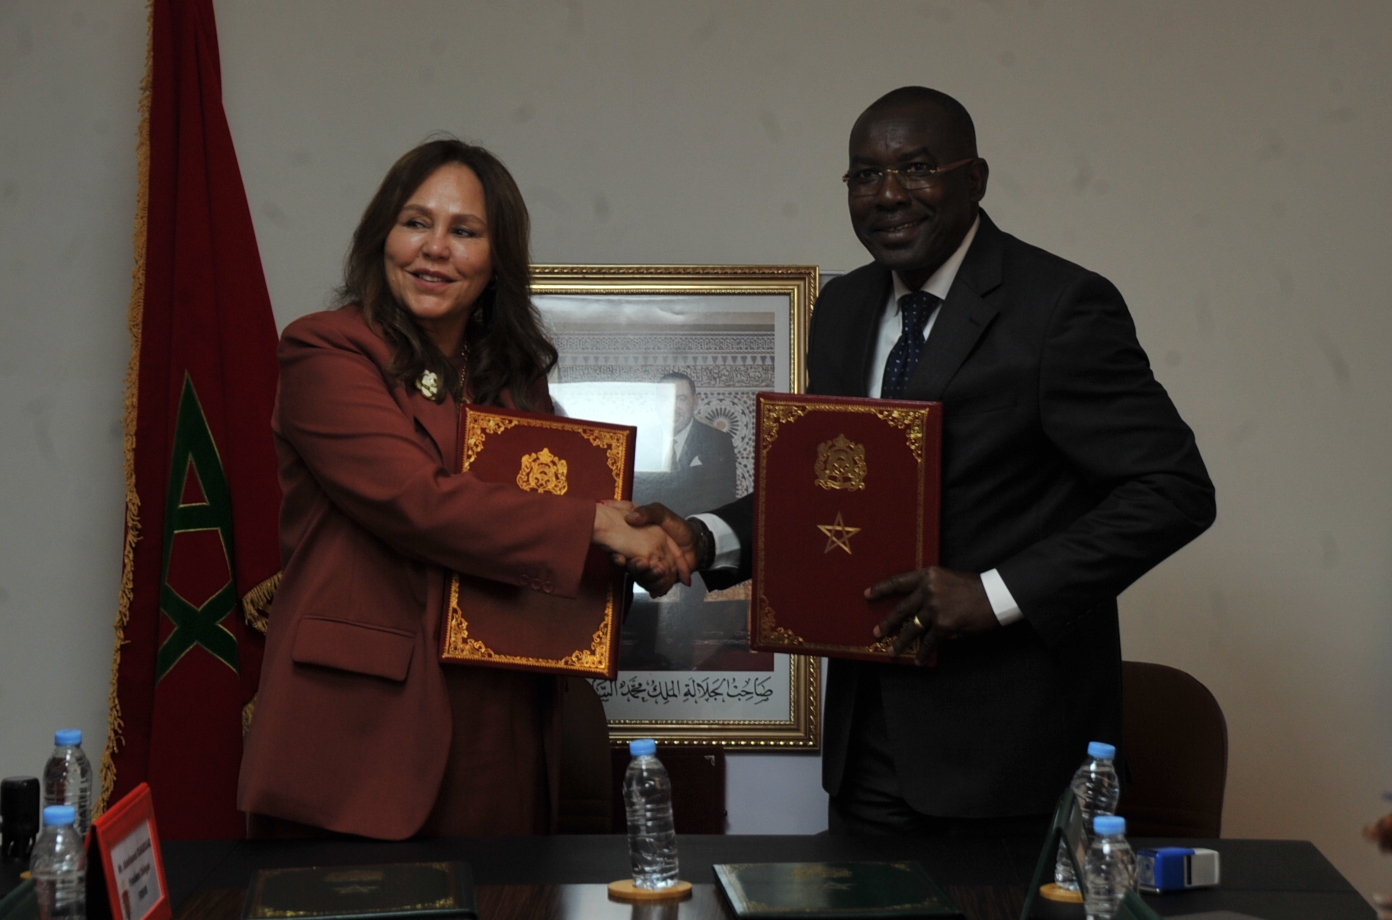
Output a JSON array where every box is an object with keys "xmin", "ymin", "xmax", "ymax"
[
  {"xmin": 1039, "ymin": 882, "xmax": 1085, "ymax": 903},
  {"xmin": 607, "ymin": 879, "xmax": 693, "ymax": 902}
]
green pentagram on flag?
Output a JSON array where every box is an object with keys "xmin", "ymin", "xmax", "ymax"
[{"xmin": 156, "ymin": 375, "xmax": 240, "ymax": 681}]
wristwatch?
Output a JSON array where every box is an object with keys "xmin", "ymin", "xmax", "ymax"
[{"xmin": 686, "ymin": 516, "xmax": 716, "ymax": 572}]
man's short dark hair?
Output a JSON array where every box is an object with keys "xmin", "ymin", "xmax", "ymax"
[
  {"xmin": 864, "ymin": 86, "xmax": 977, "ymax": 157},
  {"xmin": 660, "ymin": 371, "xmax": 696, "ymax": 396}
]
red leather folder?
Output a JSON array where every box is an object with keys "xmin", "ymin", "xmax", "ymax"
[
  {"xmin": 750, "ymin": 392, "xmax": 942, "ymax": 663},
  {"xmin": 440, "ymin": 405, "xmax": 635, "ymax": 679}
]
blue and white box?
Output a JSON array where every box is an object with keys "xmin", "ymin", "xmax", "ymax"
[{"xmin": 1136, "ymin": 847, "xmax": 1221, "ymax": 893}]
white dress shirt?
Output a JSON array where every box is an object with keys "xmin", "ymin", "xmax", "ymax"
[{"xmin": 697, "ymin": 215, "xmax": 1023, "ymax": 627}]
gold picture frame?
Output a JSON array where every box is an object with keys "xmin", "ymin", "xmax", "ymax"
[{"xmin": 533, "ymin": 264, "xmax": 819, "ymax": 748}]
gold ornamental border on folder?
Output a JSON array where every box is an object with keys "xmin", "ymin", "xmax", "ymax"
[
  {"xmin": 755, "ymin": 396, "xmax": 933, "ymax": 655},
  {"xmin": 443, "ymin": 413, "xmax": 629, "ymax": 677},
  {"xmin": 245, "ymin": 862, "xmax": 464, "ymax": 919}
]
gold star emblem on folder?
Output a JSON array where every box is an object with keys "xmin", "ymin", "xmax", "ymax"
[{"xmin": 817, "ymin": 512, "xmax": 862, "ymax": 555}]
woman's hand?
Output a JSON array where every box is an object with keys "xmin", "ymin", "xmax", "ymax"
[
  {"xmin": 592, "ymin": 502, "xmax": 693, "ymax": 596},
  {"xmin": 615, "ymin": 502, "xmax": 703, "ymax": 597}
]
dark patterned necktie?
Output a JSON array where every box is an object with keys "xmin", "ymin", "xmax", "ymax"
[{"xmin": 879, "ymin": 291, "xmax": 938, "ymax": 399}]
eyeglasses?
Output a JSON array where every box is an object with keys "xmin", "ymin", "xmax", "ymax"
[{"xmin": 841, "ymin": 158, "xmax": 976, "ymax": 197}]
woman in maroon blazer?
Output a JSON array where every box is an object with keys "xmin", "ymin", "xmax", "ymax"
[{"xmin": 237, "ymin": 140, "xmax": 684, "ymax": 839}]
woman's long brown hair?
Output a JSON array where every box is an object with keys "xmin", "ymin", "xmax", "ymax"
[{"xmin": 339, "ymin": 138, "xmax": 557, "ymax": 409}]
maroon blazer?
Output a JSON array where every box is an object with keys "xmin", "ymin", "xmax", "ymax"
[{"xmin": 237, "ymin": 307, "xmax": 595, "ymax": 839}]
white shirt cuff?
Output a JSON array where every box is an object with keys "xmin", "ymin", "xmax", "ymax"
[
  {"xmin": 980, "ymin": 568, "xmax": 1023, "ymax": 626},
  {"xmin": 692, "ymin": 513, "xmax": 741, "ymax": 570}
]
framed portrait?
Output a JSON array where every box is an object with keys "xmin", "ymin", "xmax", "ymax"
[{"xmin": 534, "ymin": 264, "xmax": 820, "ymax": 748}]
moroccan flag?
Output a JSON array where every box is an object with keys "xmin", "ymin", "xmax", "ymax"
[{"xmin": 101, "ymin": 0, "xmax": 281, "ymax": 840}]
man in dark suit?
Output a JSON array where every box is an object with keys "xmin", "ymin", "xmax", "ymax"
[
  {"xmin": 626, "ymin": 86, "xmax": 1215, "ymax": 835},
  {"xmin": 634, "ymin": 372, "xmax": 738, "ymax": 518}
]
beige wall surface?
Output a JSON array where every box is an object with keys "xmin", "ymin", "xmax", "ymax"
[{"xmin": 2, "ymin": 0, "xmax": 1390, "ymax": 899}]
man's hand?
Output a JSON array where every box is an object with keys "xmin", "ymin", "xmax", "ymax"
[
  {"xmin": 866, "ymin": 566, "xmax": 999, "ymax": 666},
  {"xmin": 610, "ymin": 502, "xmax": 701, "ymax": 598},
  {"xmin": 593, "ymin": 502, "xmax": 692, "ymax": 594}
]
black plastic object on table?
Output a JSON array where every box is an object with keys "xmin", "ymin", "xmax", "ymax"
[{"xmin": 1, "ymin": 778, "xmax": 40, "ymax": 862}]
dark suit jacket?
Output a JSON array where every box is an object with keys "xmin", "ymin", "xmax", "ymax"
[
  {"xmin": 635, "ymin": 419, "xmax": 738, "ymax": 518},
  {"xmin": 709, "ymin": 212, "xmax": 1215, "ymax": 817},
  {"xmin": 237, "ymin": 307, "xmax": 596, "ymax": 839},
  {"xmin": 679, "ymin": 418, "xmax": 736, "ymax": 476}
]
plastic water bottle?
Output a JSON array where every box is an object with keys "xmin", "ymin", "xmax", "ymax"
[
  {"xmin": 623, "ymin": 738, "xmax": 679, "ymax": 889},
  {"xmin": 30, "ymin": 805, "xmax": 87, "ymax": 920},
  {"xmin": 1055, "ymin": 741, "xmax": 1120, "ymax": 890},
  {"xmin": 43, "ymin": 731, "xmax": 93, "ymax": 836},
  {"xmin": 1084, "ymin": 815, "xmax": 1136, "ymax": 920}
]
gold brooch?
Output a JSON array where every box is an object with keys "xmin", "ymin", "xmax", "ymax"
[
  {"xmin": 517, "ymin": 448, "xmax": 569, "ymax": 495},
  {"xmin": 417, "ymin": 370, "xmax": 440, "ymax": 399},
  {"xmin": 814, "ymin": 434, "xmax": 867, "ymax": 491}
]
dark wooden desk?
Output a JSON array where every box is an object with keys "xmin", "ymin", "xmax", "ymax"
[
  {"xmin": 150, "ymin": 835, "xmax": 1376, "ymax": 920},
  {"xmin": 176, "ymin": 882, "xmax": 1023, "ymax": 920},
  {"xmin": 176, "ymin": 882, "xmax": 1024, "ymax": 920}
]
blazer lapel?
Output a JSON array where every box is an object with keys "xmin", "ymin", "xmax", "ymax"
[
  {"xmin": 685, "ymin": 425, "xmax": 707, "ymax": 467},
  {"xmin": 355, "ymin": 307, "xmax": 462, "ymax": 469},
  {"xmin": 410, "ymin": 389, "xmax": 461, "ymax": 471},
  {"xmin": 905, "ymin": 212, "xmax": 1005, "ymax": 402}
]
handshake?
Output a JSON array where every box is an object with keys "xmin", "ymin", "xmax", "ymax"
[{"xmin": 591, "ymin": 500, "xmax": 702, "ymax": 598}]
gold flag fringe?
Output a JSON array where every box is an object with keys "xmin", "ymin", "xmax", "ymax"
[
  {"xmin": 98, "ymin": 0, "xmax": 154, "ymax": 820},
  {"xmin": 242, "ymin": 572, "xmax": 279, "ymax": 635},
  {"xmin": 242, "ymin": 696, "xmax": 257, "ymax": 738}
]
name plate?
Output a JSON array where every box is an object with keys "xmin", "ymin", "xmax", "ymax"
[{"xmin": 88, "ymin": 784, "xmax": 170, "ymax": 920}]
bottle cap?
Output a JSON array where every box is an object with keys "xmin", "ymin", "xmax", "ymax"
[
  {"xmin": 1087, "ymin": 741, "xmax": 1116, "ymax": 760},
  {"xmin": 54, "ymin": 729, "xmax": 83, "ymax": 747},
  {"xmin": 629, "ymin": 738, "xmax": 657, "ymax": 757},
  {"xmin": 42, "ymin": 805, "xmax": 76, "ymax": 827},
  {"xmin": 1094, "ymin": 815, "xmax": 1126, "ymax": 836}
]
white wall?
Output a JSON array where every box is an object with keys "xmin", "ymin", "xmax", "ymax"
[
  {"xmin": 0, "ymin": 0, "xmax": 146, "ymax": 789},
  {"xmin": 3, "ymin": 0, "xmax": 1391, "ymax": 899}
]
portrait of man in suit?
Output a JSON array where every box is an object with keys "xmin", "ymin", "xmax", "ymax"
[
  {"xmin": 633, "ymin": 372, "xmax": 738, "ymax": 519},
  {"xmin": 539, "ymin": 294, "xmax": 780, "ymax": 679},
  {"xmin": 622, "ymin": 372, "xmax": 760, "ymax": 672},
  {"xmin": 626, "ymin": 86, "xmax": 1216, "ymax": 835}
]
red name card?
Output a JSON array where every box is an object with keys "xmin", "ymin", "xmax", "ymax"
[
  {"xmin": 750, "ymin": 393, "xmax": 942, "ymax": 663},
  {"xmin": 439, "ymin": 404, "xmax": 635, "ymax": 680},
  {"xmin": 87, "ymin": 784, "xmax": 171, "ymax": 920}
]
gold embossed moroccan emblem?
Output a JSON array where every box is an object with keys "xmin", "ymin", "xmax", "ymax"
[
  {"xmin": 517, "ymin": 448, "xmax": 568, "ymax": 495},
  {"xmin": 814, "ymin": 434, "xmax": 867, "ymax": 491}
]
